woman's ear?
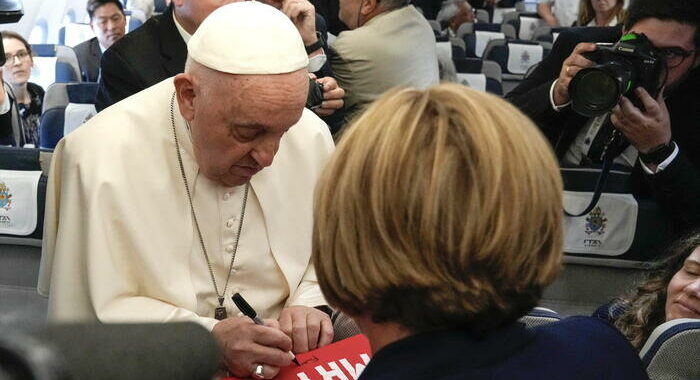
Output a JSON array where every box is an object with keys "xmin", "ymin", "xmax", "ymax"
[{"xmin": 173, "ymin": 73, "xmax": 196, "ymax": 122}]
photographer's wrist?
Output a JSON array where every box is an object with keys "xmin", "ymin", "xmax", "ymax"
[{"xmin": 550, "ymin": 80, "xmax": 571, "ymax": 111}]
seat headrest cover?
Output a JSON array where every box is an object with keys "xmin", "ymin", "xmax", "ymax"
[{"xmin": 640, "ymin": 319, "xmax": 700, "ymax": 379}]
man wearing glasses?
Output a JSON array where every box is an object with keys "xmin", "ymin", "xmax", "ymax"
[
  {"xmin": 507, "ymin": 0, "xmax": 699, "ymax": 234},
  {"xmin": 74, "ymin": 0, "xmax": 126, "ymax": 82}
]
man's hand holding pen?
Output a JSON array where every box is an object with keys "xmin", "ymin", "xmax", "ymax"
[
  {"xmin": 212, "ymin": 316, "xmax": 294, "ymax": 379},
  {"xmin": 212, "ymin": 293, "xmax": 335, "ymax": 379}
]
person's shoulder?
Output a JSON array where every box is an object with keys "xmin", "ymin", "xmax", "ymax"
[
  {"xmin": 105, "ymin": 10, "xmax": 171, "ymax": 56},
  {"xmin": 292, "ymin": 109, "xmax": 333, "ymax": 140},
  {"xmin": 73, "ymin": 37, "xmax": 96, "ymax": 53},
  {"xmin": 533, "ymin": 316, "xmax": 641, "ymax": 361},
  {"xmin": 282, "ymin": 109, "xmax": 334, "ymax": 153},
  {"xmin": 27, "ymin": 82, "xmax": 44, "ymax": 98},
  {"xmin": 536, "ymin": 316, "xmax": 622, "ymax": 340},
  {"xmin": 61, "ymin": 79, "xmax": 173, "ymax": 155}
]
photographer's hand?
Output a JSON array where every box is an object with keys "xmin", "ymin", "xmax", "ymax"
[
  {"xmin": 313, "ymin": 76, "xmax": 344, "ymax": 117},
  {"xmin": 553, "ymin": 43, "xmax": 597, "ymax": 106},
  {"xmin": 611, "ymin": 87, "xmax": 671, "ymax": 153},
  {"xmin": 281, "ymin": 0, "xmax": 318, "ymax": 49}
]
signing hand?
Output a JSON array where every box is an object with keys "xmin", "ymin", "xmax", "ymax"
[
  {"xmin": 314, "ymin": 76, "xmax": 345, "ymax": 117},
  {"xmin": 212, "ymin": 316, "xmax": 293, "ymax": 379},
  {"xmin": 281, "ymin": 0, "xmax": 317, "ymax": 46},
  {"xmin": 553, "ymin": 43, "xmax": 597, "ymax": 106},
  {"xmin": 278, "ymin": 305, "xmax": 334, "ymax": 353},
  {"xmin": 611, "ymin": 87, "xmax": 671, "ymax": 153}
]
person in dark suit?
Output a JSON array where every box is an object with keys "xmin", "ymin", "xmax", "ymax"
[
  {"xmin": 310, "ymin": 0, "xmax": 348, "ymax": 36},
  {"xmin": 312, "ymin": 84, "xmax": 649, "ymax": 380},
  {"xmin": 96, "ymin": 0, "xmax": 345, "ymax": 124},
  {"xmin": 74, "ymin": 0, "xmax": 126, "ymax": 83},
  {"xmin": 506, "ymin": 0, "xmax": 700, "ymax": 235}
]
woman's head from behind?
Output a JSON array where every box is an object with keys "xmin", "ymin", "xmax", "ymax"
[
  {"xmin": 1, "ymin": 31, "xmax": 34, "ymax": 87},
  {"xmin": 616, "ymin": 231, "xmax": 700, "ymax": 349},
  {"xmin": 313, "ymin": 84, "xmax": 564, "ymax": 339}
]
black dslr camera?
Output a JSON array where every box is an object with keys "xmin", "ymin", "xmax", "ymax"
[
  {"xmin": 306, "ymin": 77, "xmax": 324, "ymax": 109},
  {"xmin": 569, "ymin": 33, "xmax": 665, "ymax": 117}
]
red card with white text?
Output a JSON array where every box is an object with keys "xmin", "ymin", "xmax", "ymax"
[{"xmin": 224, "ymin": 334, "xmax": 372, "ymax": 380}]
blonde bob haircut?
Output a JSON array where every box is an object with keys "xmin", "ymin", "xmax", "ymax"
[{"xmin": 313, "ymin": 84, "xmax": 564, "ymax": 335}]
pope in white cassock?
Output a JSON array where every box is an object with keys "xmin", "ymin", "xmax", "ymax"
[{"xmin": 37, "ymin": 2, "xmax": 336, "ymax": 378}]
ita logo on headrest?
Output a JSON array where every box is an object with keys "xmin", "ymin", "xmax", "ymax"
[
  {"xmin": 585, "ymin": 207, "xmax": 607, "ymax": 236},
  {"xmin": 0, "ymin": 181, "xmax": 12, "ymax": 211}
]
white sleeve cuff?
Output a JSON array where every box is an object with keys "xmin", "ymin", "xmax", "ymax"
[
  {"xmin": 640, "ymin": 143, "xmax": 680, "ymax": 175},
  {"xmin": 0, "ymin": 93, "xmax": 11, "ymax": 115},
  {"xmin": 549, "ymin": 79, "xmax": 571, "ymax": 112}
]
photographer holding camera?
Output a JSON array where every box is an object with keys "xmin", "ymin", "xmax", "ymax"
[{"xmin": 507, "ymin": 0, "xmax": 699, "ymax": 235}]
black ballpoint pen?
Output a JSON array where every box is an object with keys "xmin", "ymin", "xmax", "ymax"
[{"xmin": 232, "ymin": 292, "xmax": 301, "ymax": 366}]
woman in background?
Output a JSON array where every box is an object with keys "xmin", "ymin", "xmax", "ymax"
[
  {"xmin": 0, "ymin": 31, "xmax": 44, "ymax": 147},
  {"xmin": 598, "ymin": 231, "xmax": 700, "ymax": 350},
  {"xmin": 312, "ymin": 84, "xmax": 649, "ymax": 380},
  {"xmin": 575, "ymin": 0, "xmax": 625, "ymax": 27}
]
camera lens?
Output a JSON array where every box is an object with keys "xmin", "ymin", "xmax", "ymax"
[{"xmin": 570, "ymin": 68, "xmax": 620, "ymax": 117}]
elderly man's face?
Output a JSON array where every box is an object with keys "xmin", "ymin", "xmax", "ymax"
[{"xmin": 188, "ymin": 70, "xmax": 309, "ymax": 187}]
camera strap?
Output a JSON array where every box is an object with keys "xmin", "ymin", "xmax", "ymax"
[{"xmin": 564, "ymin": 128, "xmax": 629, "ymax": 217}]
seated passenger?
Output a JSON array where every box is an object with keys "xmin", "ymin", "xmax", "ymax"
[
  {"xmin": 538, "ymin": 0, "xmax": 580, "ymax": 27},
  {"xmin": 330, "ymin": 0, "xmax": 439, "ymax": 118},
  {"xmin": 574, "ymin": 0, "xmax": 625, "ymax": 27},
  {"xmin": 0, "ymin": 31, "xmax": 44, "ymax": 147},
  {"xmin": 312, "ymin": 84, "xmax": 649, "ymax": 380},
  {"xmin": 436, "ymin": 0, "xmax": 475, "ymax": 38},
  {"xmin": 74, "ymin": 0, "xmax": 126, "ymax": 82},
  {"xmin": 598, "ymin": 231, "xmax": 700, "ymax": 350}
]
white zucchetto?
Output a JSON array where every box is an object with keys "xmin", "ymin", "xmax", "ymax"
[{"xmin": 187, "ymin": 1, "xmax": 309, "ymax": 75}]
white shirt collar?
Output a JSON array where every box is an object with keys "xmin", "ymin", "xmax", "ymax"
[{"xmin": 173, "ymin": 11, "xmax": 192, "ymax": 44}]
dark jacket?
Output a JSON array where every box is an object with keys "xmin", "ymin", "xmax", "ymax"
[
  {"xmin": 506, "ymin": 26, "xmax": 700, "ymax": 234},
  {"xmin": 95, "ymin": 7, "xmax": 186, "ymax": 111},
  {"xmin": 359, "ymin": 317, "xmax": 649, "ymax": 380},
  {"xmin": 0, "ymin": 82, "xmax": 44, "ymax": 147},
  {"xmin": 73, "ymin": 37, "xmax": 102, "ymax": 83},
  {"xmin": 96, "ymin": 7, "xmax": 334, "ymax": 111}
]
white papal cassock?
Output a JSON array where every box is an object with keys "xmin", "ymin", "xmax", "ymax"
[{"xmin": 37, "ymin": 78, "xmax": 335, "ymax": 330}]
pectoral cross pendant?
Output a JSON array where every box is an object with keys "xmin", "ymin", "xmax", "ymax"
[{"xmin": 215, "ymin": 297, "xmax": 227, "ymax": 320}]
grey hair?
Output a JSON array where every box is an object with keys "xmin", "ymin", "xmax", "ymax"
[{"xmin": 436, "ymin": 0, "xmax": 468, "ymax": 26}]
